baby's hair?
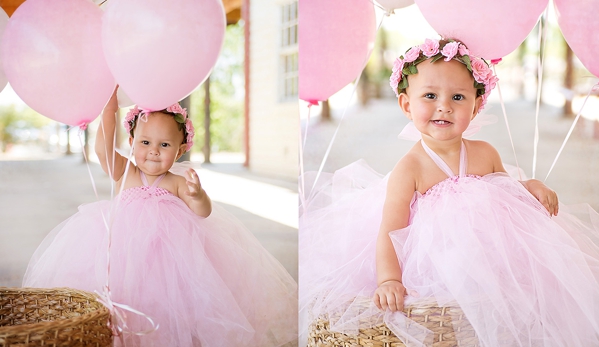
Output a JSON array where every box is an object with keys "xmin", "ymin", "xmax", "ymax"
[{"xmin": 127, "ymin": 110, "xmax": 186, "ymax": 144}]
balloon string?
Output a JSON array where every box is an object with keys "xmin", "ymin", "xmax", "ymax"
[
  {"xmin": 308, "ymin": 10, "xmax": 385, "ymax": 201},
  {"xmin": 532, "ymin": 7, "xmax": 549, "ymax": 179},
  {"xmin": 544, "ymin": 82, "xmax": 599, "ymax": 182},
  {"xmin": 493, "ymin": 65, "xmax": 522, "ymax": 181},
  {"xmin": 298, "ymin": 115, "xmax": 307, "ymax": 208},
  {"xmin": 302, "ymin": 104, "xmax": 312, "ymax": 148},
  {"xmin": 97, "ymin": 113, "xmax": 158, "ymax": 344}
]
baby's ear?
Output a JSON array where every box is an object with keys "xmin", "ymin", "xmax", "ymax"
[
  {"xmin": 176, "ymin": 144, "xmax": 187, "ymax": 160},
  {"xmin": 128, "ymin": 136, "xmax": 133, "ymax": 146},
  {"xmin": 398, "ymin": 93, "xmax": 412, "ymax": 120},
  {"xmin": 472, "ymin": 95, "xmax": 483, "ymax": 119}
]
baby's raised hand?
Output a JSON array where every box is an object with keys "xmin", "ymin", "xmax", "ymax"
[
  {"xmin": 373, "ymin": 280, "xmax": 407, "ymax": 312},
  {"xmin": 522, "ymin": 179, "xmax": 559, "ymax": 216},
  {"xmin": 185, "ymin": 169, "xmax": 203, "ymax": 198}
]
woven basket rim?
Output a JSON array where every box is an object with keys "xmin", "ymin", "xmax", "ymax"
[{"xmin": 0, "ymin": 286, "xmax": 110, "ymax": 336}]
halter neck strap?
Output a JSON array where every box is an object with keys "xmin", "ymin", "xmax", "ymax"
[
  {"xmin": 140, "ymin": 171, "xmax": 166, "ymax": 188},
  {"xmin": 420, "ymin": 140, "xmax": 467, "ymax": 178}
]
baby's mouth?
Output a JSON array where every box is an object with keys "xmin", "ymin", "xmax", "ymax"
[{"xmin": 432, "ymin": 120, "xmax": 452, "ymax": 125}]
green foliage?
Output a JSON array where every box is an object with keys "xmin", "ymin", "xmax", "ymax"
[
  {"xmin": 0, "ymin": 105, "xmax": 50, "ymax": 152},
  {"xmin": 191, "ymin": 23, "xmax": 244, "ymax": 153}
]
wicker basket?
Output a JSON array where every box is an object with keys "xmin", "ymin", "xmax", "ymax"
[
  {"xmin": 308, "ymin": 297, "xmax": 479, "ymax": 347},
  {"xmin": 0, "ymin": 287, "xmax": 113, "ymax": 347}
]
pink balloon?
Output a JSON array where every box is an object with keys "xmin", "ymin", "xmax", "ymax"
[
  {"xmin": 1, "ymin": 0, "xmax": 115, "ymax": 126},
  {"xmin": 102, "ymin": 0, "xmax": 225, "ymax": 111},
  {"xmin": 414, "ymin": 0, "xmax": 548, "ymax": 60},
  {"xmin": 299, "ymin": 0, "xmax": 376, "ymax": 103},
  {"xmin": 554, "ymin": 0, "xmax": 599, "ymax": 77},
  {"xmin": 377, "ymin": 0, "xmax": 414, "ymax": 11}
]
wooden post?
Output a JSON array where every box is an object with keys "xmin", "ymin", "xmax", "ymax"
[
  {"xmin": 321, "ymin": 99, "xmax": 331, "ymax": 121},
  {"xmin": 243, "ymin": 0, "xmax": 250, "ymax": 168},
  {"xmin": 563, "ymin": 42, "xmax": 574, "ymax": 118}
]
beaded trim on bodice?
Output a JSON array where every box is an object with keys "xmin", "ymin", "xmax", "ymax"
[
  {"xmin": 120, "ymin": 186, "xmax": 173, "ymax": 204},
  {"xmin": 119, "ymin": 171, "xmax": 174, "ymax": 204}
]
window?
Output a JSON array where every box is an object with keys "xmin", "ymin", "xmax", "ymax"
[{"xmin": 280, "ymin": 1, "xmax": 298, "ymax": 100}]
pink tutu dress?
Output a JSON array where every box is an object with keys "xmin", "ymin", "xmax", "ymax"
[
  {"xmin": 24, "ymin": 171, "xmax": 297, "ymax": 347},
  {"xmin": 300, "ymin": 140, "xmax": 599, "ymax": 346}
]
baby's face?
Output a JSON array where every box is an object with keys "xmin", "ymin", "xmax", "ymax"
[
  {"xmin": 130, "ymin": 112, "xmax": 186, "ymax": 176},
  {"xmin": 401, "ymin": 59, "xmax": 481, "ymax": 143}
]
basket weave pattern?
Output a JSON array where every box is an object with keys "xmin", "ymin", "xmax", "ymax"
[
  {"xmin": 0, "ymin": 287, "xmax": 112, "ymax": 347},
  {"xmin": 308, "ymin": 298, "xmax": 479, "ymax": 347}
]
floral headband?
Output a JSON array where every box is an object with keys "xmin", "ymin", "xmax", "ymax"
[
  {"xmin": 389, "ymin": 38, "xmax": 498, "ymax": 112},
  {"xmin": 124, "ymin": 103, "xmax": 195, "ymax": 152}
]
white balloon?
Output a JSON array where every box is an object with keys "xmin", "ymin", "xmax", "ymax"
[
  {"xmin": 376, "ymin": 0, "xmax": 414, "ymax": 11},
  {"xmin": 117, "ymin": 87, "xmax": 134, "ymax": 108},
  {"xmin": 0, "ymin": 8, "xmax": 9, "ymax": 93}
]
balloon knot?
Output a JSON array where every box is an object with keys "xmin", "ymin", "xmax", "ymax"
[
  {"xmin": 491, "ymin": 58, "xmax": 502, "ymax": 65},
  {"xmin": 306, "ymin": 100, "xmax": 319, "ymax": 107}
]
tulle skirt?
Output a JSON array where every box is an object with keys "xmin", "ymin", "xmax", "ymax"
[
  {"xmin": 24, "ymin": 193, "xmax": 297, "ymax": 347},
  {"xmin": 300, "ymin": 160, "xmax": 599, "ymax": 346}
]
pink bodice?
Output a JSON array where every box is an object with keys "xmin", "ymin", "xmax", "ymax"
[{"xmin": 119, "ymin": 171, "xmax": 174, "ymax": 204}]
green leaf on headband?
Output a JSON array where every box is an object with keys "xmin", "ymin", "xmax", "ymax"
[
  {"xmin": 430, "ymin": 54, "xmax": 444, "ymax": 63},
  {"xmin": 397, "ymin": 78, "xmax": 409, "ymax": 90},
  {"xmin": 174, "ymin": 114, "xmax": 185, "ymax": 124},
  {"xmin": 413, "ymin": 56, "xmax": 427, "ymax": 65},
  {"xmin": 408, "ymin": 64, "xmax": 418, "ymax": 75},
  {"xmin": 462, "ymin": 55, "xmax": 472, "ymax": 71}
]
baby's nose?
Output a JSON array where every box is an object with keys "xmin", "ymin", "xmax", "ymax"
[{"xmin": 437, "ymin": 99, "xmax": 452, "ymax": 113}]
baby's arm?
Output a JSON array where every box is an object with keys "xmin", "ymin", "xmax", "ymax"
[
  {"xmin": 486, "ymin": 142, "xmax": 559, "ymax": 216},
  {"xmin": 95, "ymin": 87, "xmax": 129, "ymax": 181},
  {"xmin": 373, "ymin": 159, "xmax": 416, "ymax": 312},
  {"xmin": 178, "ymin": 169, "xmax": 212, "ymax": 217}
]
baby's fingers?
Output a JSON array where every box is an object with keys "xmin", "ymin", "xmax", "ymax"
[{"xmin": 373, "ymin": 293, "xmax": 382, "ymax": 310}]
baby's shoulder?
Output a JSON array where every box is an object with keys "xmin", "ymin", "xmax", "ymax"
[
  {"xmin": 164, "ymin": 171, "xmax": 187, "ymax": 190},
  {"xmin": 464, "ymin": 139, "xmax": 498, "ymax": 155},
  {"xmin": 388, "ymin": 149, "xmax": 421, "ymax": 188}
]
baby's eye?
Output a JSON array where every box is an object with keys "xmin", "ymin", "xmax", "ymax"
[
  {"xmin": 453, "ymin": 94, "xmax": 465, "ymax": 101},
  {"xmin": 424, "ymin": 93, "xmax": 436, "ymax": 99},
  {"xmin": 141, "ymin": 140, "xmax": 149, "ymax": 145},
  {"xmin": 161, "ymin": 143, "xmax": 170, "ymax": 148}
]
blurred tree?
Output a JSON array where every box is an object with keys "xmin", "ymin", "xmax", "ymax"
[
  {"xmin": 0, "ymin": 105, "xmax": 50, "ymax": 152},
  {"xmin": 191, "ymin": 23, "xmax": 244, "ymax": 156}
]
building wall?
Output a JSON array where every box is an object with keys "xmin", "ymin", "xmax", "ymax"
[{"xmin": 248, "ymin": 0, "xmax": 298, "ymax": 180}]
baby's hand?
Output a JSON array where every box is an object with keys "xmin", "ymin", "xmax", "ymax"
[
  {"xmin": 373, "ymin": 280, "xmax": 407, "ymax": 312},
  {"xmin": 185, "ymin": 169, "xmax": 203, "ymax": 198},
  {"xmin": 522, "ymin": 179, "xmax": 559, "ymax": 216}
]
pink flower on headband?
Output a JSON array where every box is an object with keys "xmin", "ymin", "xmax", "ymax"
[
  {"xmin": 389, "ymin": 70, "xmax": 401, "ymax": 97},
  {"xmin": 471, "ymin": 57, "xmax": 492, "ymax": 84},
  {"xmin": 403, "ymin": 47, "xmax": 421, "ymax": 63},
  {"xmin": 458, "ymin": 44, "xmax": 469, "ymax": 57},
  {"xmin": 441, "ymin": 41, "xmax": 459, "ymax": 61},
  {"xmin": 124, "ymin": 106, "xmax": 142, "ymax": 132},
  {"xmin": 392, "ymin": 57, "xmax": 404, "ymax": 73},
  {"xmin": 184, "ymin": 118, "xmax": 194, "ymax": 151},
  {"xmin": 167, "ymin": 103, "xmax": 186, "ymax": 117},
  {"xmin": 420, "ymin": 39, "xmax": 439, "ymax": 57}
]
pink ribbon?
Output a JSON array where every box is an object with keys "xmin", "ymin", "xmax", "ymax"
[{"xmin": 95, "ymin": 286, "xmax": 159, "ymax": 345}]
